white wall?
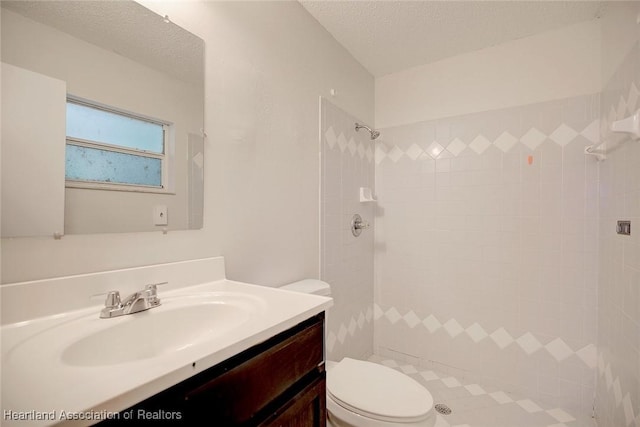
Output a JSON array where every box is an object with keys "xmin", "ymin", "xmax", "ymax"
[
  {"xmin": 1, "ymin": 1, "xmax": 374, "ymax": 284},
  {"xmin": 375, "ymin": 20, "xmax": 601, "ymax": 128},
  {"xmin": 600, "ymin": 1, "xmax": 640, "ymax": 86}
]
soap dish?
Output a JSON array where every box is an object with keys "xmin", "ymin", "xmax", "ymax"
[{"xmin": 359, "ymin": 187, "xmax": 377, "ymax": 202}]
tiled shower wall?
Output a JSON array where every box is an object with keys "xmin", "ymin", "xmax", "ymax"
[
  {"xmin": 321, "ymin": 98, "xmax": 374, "ymax": 361},
  {"xmin": 374, "ymin": 94, "xmax": 600, "ymax": 414},
  {"xmin": 595, "ymin": 40, "xmax": 640, "ymax": 427}
]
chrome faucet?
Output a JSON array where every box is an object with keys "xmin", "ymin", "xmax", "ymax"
[{"xmin": 99, "ymin": 282, "xmax": 166, "ymax": 318}]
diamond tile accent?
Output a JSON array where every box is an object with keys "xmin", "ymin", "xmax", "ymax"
[
  {"xmin": 613, "ymin": 378, "xmax": 623, "ymax": 406},
  {"xmin": 337, "ymin": 324, "xmax": 348, "ymax": 344},
  {"xmin": 357, "ymin": 312, "xmax": 365, "ymax": 329},
  {"xmin": 423, "ymin": 314, "xmax": 442, "ymax": 333},
  {"xmin": 516, "ymin": 332, "xmax": 542, "ymax": 355},
  {"xmin": 365, "ymin": 146, "xmax": 373, "ymax": 162},
  {"xmin": 464, "ymin": 384, "xmax": 486, "ymax": 396},
  {"xmin": 400, "ymin": 365, "xmax": 418, "ymax": 374},
  {"xmin": 365, "ymin": 306, "xmax": 373, "ymax": 322},
  {"xmin": 598, "ymin": 352, "xmax": 605, "ymax": 374},
  {"xmin": 490, "ymin": 391, "xmax": 513, "ymax": 404},
  {"xmin": 348, "ymin": 318, "xmax": 357, "ymax": 336},
  {"xmin": 403, "ymin": 310, "xmax": 421, "ymax": 328},
  {"xmin": 494, "ymin": 131, "xmax": 518, "ymax": 153},
  {"xmin": 435, "ymin": 415, "xmax": 449, "ymax": 427},
  {"xmin": 337, "ymin": 132, "xmax": 348, "ymax": 152},
  {"xmin": 446, "ymin": 138, "xmax": 467, "ymax": 156},
  {"xmin": 373, "ymin": 304, "xmax": 384, "ymax": 320},
  {"xmin": 420, "ymin": 370, "xmax": 440, "ymax": 381},
  {"xmin": 381, "ymin": 359, "xmax": 399, "ymax": 368},
  {"xmin": 623, "ymin": 394, "xmax": 635, "ymax": 426},
  {"xmin": 545, "ymin": 338, "xmax": 573, "ymax": 361},
  {"xmin": 325, "ymin": 126, "xmax": 337, "ymax": 149},
  {"xmin": 406, "ymin": 144, "xmax": 424, "ymax": 160},
  {"xmin": 605, "ymin": 364, "xmax": 613, "ymax": 389},
  {"xmin": 468, "ymin": 135, "xmax": 492, "ymax": 154},
  {"xmin": 521, "ymin": 127, "xmax": 547, "ymax": 150},
  {"xmin": 490, "ymin": 327, "xmax": 513, "ymax": 349},
  {"xmin": 466, "ymin": 322, "xmax": 488, "ymax": 343},
  {"xmin": 517, "ymin": 399, "xmax": 543, "ymax": 413},
  {"xmin": 547, "ymin": 408, "xmax": 575, "ymax": 423},
  {"xmin": 618, "ymin": 96, "xmax": 628, "ymax": 119},
  {"xmin": 357, "ymin": 143, "xmax": 365, "ymax": 159},
  {"xmin": 444, "ymin": 318, "xmax": 464, "ymax": 337},
  {"xmin": 347, "ymin": 138, "xmax": 357, "ymax": 156},
  {"xmin": 549, "ymin": 124, "xmax": 578, "ymax": 147},
  {"xmin": 385, "ymin": 307, "xmax": 402, "ymax": 324},
  {"xmin": 580, "ymin": 120, "xmax": 600, "ymax": 144},
  {"xmin": 375, "ymin": 145, "xmax": 387, "ymax": 165},
  {"xmin": 327, "ymin": 307, "xmax": 373, "ymax": 356},
  {"xmin": 387, "ymin": 145, "xmax": 404, "ymax": 163},
  {"xmin": 425, "ymin": 141, "xmax": 445, "ymax": 159},
  {"xmin": 609, "ymin": 105, "xmax": 617, "ymax": 124},
  {"xmin": 628, "ymin": 83, "xmax": 639, "ymax": 113},
  {"xmin": 576, "ymin": 344, "xmax": 597, "ymax": 369},
  {"xmin": 326, "ymin": 331, "xmax": 337, "ymax": 352},
  {"xmin": 441, "ymin": 377, "xmax": 461, "ymax": 388}
]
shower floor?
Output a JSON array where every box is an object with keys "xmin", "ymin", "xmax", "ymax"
[{"xmin": 366, "ymin": 355, "xmax": 596, "ymax": 427}]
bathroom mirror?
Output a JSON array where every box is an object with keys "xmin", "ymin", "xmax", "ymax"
[{"xmin": 0, "ymin": 0, "xmax": 205, "ymax": 236}]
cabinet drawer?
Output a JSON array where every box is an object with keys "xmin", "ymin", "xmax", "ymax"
[{"xmin": 184, "ymin": 314, "xmax": 324, "ymax": 424}]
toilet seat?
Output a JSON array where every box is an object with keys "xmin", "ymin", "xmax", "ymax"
[{"xmin": 327, "ymin": 358, "xmax": 434, "ymax": 423}]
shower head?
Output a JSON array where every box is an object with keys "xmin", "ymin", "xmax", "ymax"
[{"xmin": 355, "ymin": 123, "xmax": 380, "ymax": 140}]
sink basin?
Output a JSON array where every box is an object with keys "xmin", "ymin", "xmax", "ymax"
[
  {"xmin": 63, "ymin": 299, "xmax": 252, "ymax": 366},
  {"xmin": 6, "ymin": 292, "xmax": 265, "ymax": 368}
]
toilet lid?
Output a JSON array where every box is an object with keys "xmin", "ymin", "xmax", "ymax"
[{"xmin": 327, "ymin": 358, "xmax": 433, "ymax": 423}]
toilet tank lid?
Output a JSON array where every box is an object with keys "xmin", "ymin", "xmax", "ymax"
[{"xmin": 279, "ymin": 279, "xmax": 331, "ymax": 296}]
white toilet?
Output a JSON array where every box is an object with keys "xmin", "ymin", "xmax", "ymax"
[{"xmin": 279, "ymin": 280, "xmax": 436, "ymax": 427}]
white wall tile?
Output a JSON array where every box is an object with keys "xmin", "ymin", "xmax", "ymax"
[
  {"xmin": 595, "ymin": 32, "xmax": 640, "ymax": 427},
  {"xmin": 322, "ymin": 98, "xmax": 374, "ymax": 361},
  {"xmin": 375, "ymin": 94, "xmax": 600, "ymax": 415}
]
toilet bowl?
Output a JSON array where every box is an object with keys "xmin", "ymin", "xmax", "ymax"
[{"xmin": 279, "ymin": 280, "xmax": 436, "ymax": 427}]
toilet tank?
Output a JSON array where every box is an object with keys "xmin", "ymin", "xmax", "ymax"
[{"xmin": 279, "ymin": 279, "xmax": 331, "ymax": 297}]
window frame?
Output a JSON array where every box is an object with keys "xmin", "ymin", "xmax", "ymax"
[{"xmin": 65, "ymin": 95, "xmax": 174, "ymax": 194}]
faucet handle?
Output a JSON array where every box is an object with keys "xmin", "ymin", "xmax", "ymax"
[
  {"xmin": 104, "ymin": 291, "xmax": 121, "ymax": 308},
  {"xmin": 144, "ymin": 281, "xmax": 167, "ymax": 294},
  {"xmin": 144, "ymin": 282, "xmax": 166, "ymax": 305},
  {"xmin": 91, "ymin": 290, "xmax": 121, "ymax": 307}
]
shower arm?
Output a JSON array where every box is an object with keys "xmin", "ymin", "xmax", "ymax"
[{"xmin": 355, "ymin": 123, "xmax": 380, "ymax": 140}]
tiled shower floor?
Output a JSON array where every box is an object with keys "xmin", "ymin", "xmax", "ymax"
[{"xmin": 366, "ymin": 355, "xmax": 596, "ymax": 427}]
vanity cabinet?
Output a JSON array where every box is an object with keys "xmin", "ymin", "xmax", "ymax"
[{"xmin": 99, "ymin": 313, "xmax": 326, "ymax": 426}]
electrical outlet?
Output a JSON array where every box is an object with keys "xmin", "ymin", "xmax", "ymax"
[
  {"xmin": 153, "ymin": 205, "xmax": 168, "ymax": 226},
  {"xmin": 617, "ymin": 220, "xmax": 631, "ymax": 235}
]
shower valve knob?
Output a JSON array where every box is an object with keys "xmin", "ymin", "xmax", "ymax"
[{"xmin": 351, "ymin": 214, "xmax": 370, "ymax": 237}]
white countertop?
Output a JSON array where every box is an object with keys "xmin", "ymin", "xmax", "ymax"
[{"xmin": 1, "ymin": 279, "xmax": 332, "ymax": 427}]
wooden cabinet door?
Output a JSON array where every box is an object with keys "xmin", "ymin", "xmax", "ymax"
[{"xmin": 259, "ymin": 376, "xmax": 326, "ymax": 427}]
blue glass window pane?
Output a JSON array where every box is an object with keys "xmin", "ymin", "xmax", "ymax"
[
  {"xmin": 65, "ymin": 145, "xmax": 162, "ymax": 187},
  {"xmin": 67, "ymin": 102, "xmax": 164, "ymax": 154}
]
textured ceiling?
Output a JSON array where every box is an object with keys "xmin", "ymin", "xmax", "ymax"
[
  {"xmin": 2, "ymin": 1, "xmax": 204, "ymax": 85},
  {"xmin": 300, "ymin": 1, "xmax": 606, "ymax": 77}
]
